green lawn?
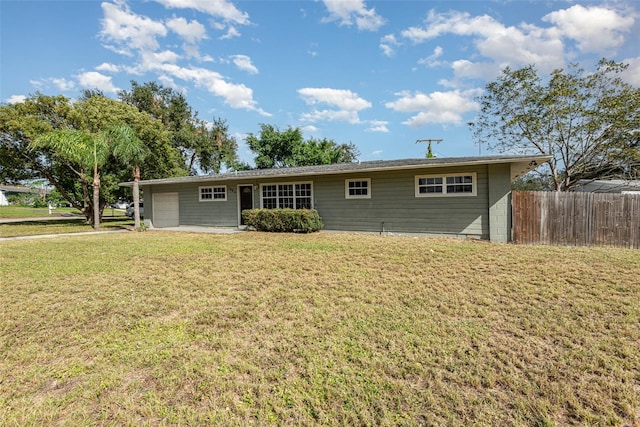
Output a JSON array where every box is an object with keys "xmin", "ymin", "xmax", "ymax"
[
  {"xmin": 0, "ymin": 205, "xmax": 84, "ymax": 218},
  {"xmin": 0, "ymin": 206, "xmax": 132, "ymax": 237},
  {"xmin": 1, "ymin": 232, "xmax": 638, "ymax": 425}
]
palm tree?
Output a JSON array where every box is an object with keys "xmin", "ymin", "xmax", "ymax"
[
  {"xmin": 107, "ymin": 125, "xmax": 146, "ymax": 231},
  {"xmin": 32, "ymin": 129, "xmax": 109, "ymax": 229}
]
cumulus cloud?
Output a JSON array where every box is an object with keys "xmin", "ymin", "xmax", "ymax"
[
  {"xmin": 298, "ymin": 88, "xmax": 371, "ymax": 124},
  {"xmin": 166, "ymin": 16, "xmax": 207, "ymax": 44},
  {"xmin": 543, "ymin": 5, "xmax": 635, "ymax": 53},
  {"xmin": 76, "ymin": 71, "xmax": 120, "ymax": 94},
  {"xmin": 379, "ymin": 34, "xmax": 399, "ymax": 57},
  {"xmin": 152, "ymin": 0, "xmax": 250, "ymax": 25},
  {"xmin": 28, "ymin": 77, "xmax": 76, "ymax": 92},
  {"xmin": 417, "ymin": 46, "xmax": 444, "ymax": 68},
  {"xmin": 96, "ymin": 1, "xmax": 265, "ymax": 114},
  {"xmin": 219, "ymin": 25, "xmax": 241, "ymax": 40},
  {"xmin": 385, "ymin": 89, "xmax": 481, "ymax": 127},
  {"xmin": 321, "ymin": 0, "xmax": 385, "ymax": 31},
  {"xmin": 366, "ymin": 120, "xmax": 389, "ymax": 133},
  {"xmin": 96, "ymin": 62, "xmax": 120, "ymax": 73},
  {"xmin": 6, "ymin": 95, "xmax": 26, "ymax": 104},
  {"xmin": 100, "ymin": 2, "xmax": 167, "ymax": 53},
  {"xmin": 231, "ymin": 55, "xmax": 258, "ymax": 74}
]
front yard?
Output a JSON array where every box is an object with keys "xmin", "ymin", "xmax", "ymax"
[{"xmin": 0, "ymin": 231, "xmax": 638, "ymax": 425}]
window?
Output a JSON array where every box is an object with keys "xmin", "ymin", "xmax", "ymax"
[
  {"xmin": 345, "ymin": 178, "xmax": 371, "ymax": 199},
  {"xmin": 261, "ymin": 182, "xmax": 313, "ymax": 209},
  {"xmin": 199, "ymin": 186, "xmax": 227, "ymax": 201},
  {"xmin": 415, "ymin": 173, "xmax": 476, "ymax": 197}
]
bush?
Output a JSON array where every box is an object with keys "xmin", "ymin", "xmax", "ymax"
[{"xmin": 242, "ymin": 209, "xmax": 323, "ymax": 233}]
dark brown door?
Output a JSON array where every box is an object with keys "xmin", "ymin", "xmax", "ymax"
[{"xmin": 239, "ymin": 185, "xmax": 253, "ymax": 225}]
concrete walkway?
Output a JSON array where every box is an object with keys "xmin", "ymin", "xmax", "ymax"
[{"xmin": 0, "ymin": 229, "xmax": 130, "ymax": 241}]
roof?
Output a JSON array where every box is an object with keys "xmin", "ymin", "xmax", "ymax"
[
  {"xmin": 574, "ymin": 179, "xmax": 640, "ymax": 193},
  {"xmin": 0, "ymin": 185, "xmax": 49, "ymax": 194},
  {"xmin": 120, "ymin": 154, "xmax": 552, "ymax": 187}
]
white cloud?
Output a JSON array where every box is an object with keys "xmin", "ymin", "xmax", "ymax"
[
  {"xmin": 219, "ymin": 25, "xmax": 241, "ymax": 40},
  {"xmin": 400, "ymin": 9, "xmax": 566, "ymax": 77},
  {"xmin": 231, "ymin": 55, "xmax": 258, "ymax": 74},
  {"xmin": 385, "ymin": 89, "xmax": 480, "ymax": 127},
  {"xmin": 379, "ymin": 34, "xmax": 399, "ymax": 57},
  {"xmin": 28, "ymin": 77, "xmax": 75, "ymax": 92},
  {"xmin": 417, "ymin": 46, "xmax": 444, "ymax": 68},
  {"xmin": 543, "ymin": 5, "xmax": 635, "ymax": 53},
  {"xmin": 100, "ymin": 2, "xmax": 167, "ymax": 53},
  {"xmin": 96, "ymin": 62, "xmax": 120, "ymax": 73},
  {"xmin": 76, "ymin": 71, "xmax": 120, "ymax": 94},
  {"xmin": 298, "ymin": 88, "xmax": 371, "ymax": 124},
  {"xmin": 151, "ymin": 63, "xmax": 269, "ymax": 115},
  {"xmin": 166, "ymin": 16, "xmax": 207, "ymax": 44},
  {"xmin": 621, "ymin": 57, "xmax": 640, "ymax": 87},
  {"xmin": 298, "ymin": 88, "xmax": 371, "ymax": 111},
  {"xmin": 6, "ymin": 95, "xmax": 26, "ymax": 104},
  {"xmin": 366, "ymin": 120, "xmax": 389, "ymax": 133},
  {"xmin": 321, "ymin": 0, "xmax": 385, "ymax": 31},
  {"xmin": 152, "ymin": 0, "xmax": 250, "ymax": 25}
]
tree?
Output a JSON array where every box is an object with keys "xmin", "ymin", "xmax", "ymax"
[
  {"xmin": 0, "ymin": 93, "xmax": 184, "ymax": 223},
  {"xmin": 119, "ymin": 81, "xmax": 239, "ymax": 174},
  {"xmin": 32, "ymin": 129, "xmax": 109, "ymax": 229},
  {"xmin": 470, "ymin": 59, "xmax": 640, "ymax": 191},
  {"xmin": 245, "ymin": 124, "xmax": 359, "ymax": 169},
  {"xmin": 107, "ymin": 124, "xmax": 145, "ymax": 231}
]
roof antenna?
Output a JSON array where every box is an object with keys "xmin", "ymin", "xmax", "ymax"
[{"xmin": 416, "ymin": 139, "xmax": 443, "ymax": 158}]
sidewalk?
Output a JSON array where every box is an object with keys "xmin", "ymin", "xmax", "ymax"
[
  {"xmin": 0, "ymin": 215, "xmax": 129, "ymax": 241},
  {"xmin": 0, "ymin": 215, "xmax": 85, "ymax": 224},
  {"xmin": 0, "ymin": 229, "xmax": 130, "ymax": 241}
]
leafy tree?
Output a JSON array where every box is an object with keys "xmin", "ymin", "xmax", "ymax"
[
  {"xmin": 470, "ymin": 59, "xmax": 640, "ymax": 191},
  {"xmin": 0, "ymin": 93, "xmax": 184, "ymax": 223},
  {"xmin": 245, "ymin": 124, "xmax": 359, "ymax": 169},
  {"xmin": 32, "ymin": 129, "xmax": 110, "ymax": 229},
  {"xmin": 108, "ymin": 124, "xmax": 145, "ymax": 231},
  {"xmin": 119, "ymin": 81, "xmax": 239, "ymax": 174}
]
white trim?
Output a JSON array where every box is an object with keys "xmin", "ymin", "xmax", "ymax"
[
  {"xmin": 415, "ymin": 172, "xmax": 477, "ymax": 197},
  {"xmin": 199, "ymin": 185, "xmax": 227, "ymax": 202},
  {"xmin": 259, "ymin": 181, "xmax": 314, "ymax": 209},
  {"xmin": 345, "ymin": 178, "xmax": 371, "ymax": 199}
]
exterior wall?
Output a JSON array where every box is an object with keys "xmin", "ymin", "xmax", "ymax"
[
  {"xmin": 314, "ymin": 165, "xmax": 488, "ymax": 238},
  {"xmin": 487, "ymin": 163, "xmax": 512, "ymax": 242},
  {"xmin": 142, "ymin": 164, "xmax": 498, "ymax": 239}
]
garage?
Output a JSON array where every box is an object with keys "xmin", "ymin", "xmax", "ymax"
[{"xmin": 152, "ymin": 192, "xmax": 179, "ymax": 227}]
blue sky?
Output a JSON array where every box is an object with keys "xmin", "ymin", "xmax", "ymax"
[{"xmin": 1, "ymin": 0, "xmax": 639, "ymax": 165}]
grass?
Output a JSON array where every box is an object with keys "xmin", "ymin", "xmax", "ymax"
[
  {"xmin": 0, "ymin": 232, "xmax": 638, "ymax": 426},
  {"xmin": 0, "ymin": 205, "xmax": 83, "ymax": 218},
  {"xmin": 0, "ymin": 206, "xmax": 132, "ymax": 238}
]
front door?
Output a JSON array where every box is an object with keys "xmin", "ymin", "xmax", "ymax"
[{"xmin": 239, "ymin": 185, "xmax": 253, "ymax": 225}]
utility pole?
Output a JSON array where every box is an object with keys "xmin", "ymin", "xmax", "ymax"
[{"xmin": 416, "ymin": 139, "xmax": 443, "ymax": 158}]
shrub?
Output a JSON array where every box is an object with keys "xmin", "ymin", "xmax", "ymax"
[{"xmin": 242, "ymin": 208, "xmax": 323, "ymax": 233}]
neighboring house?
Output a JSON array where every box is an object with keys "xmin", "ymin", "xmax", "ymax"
[
  {"xmin": 0, "ymin": 185, "xmax": 49, "ymax": 206},
  {"xmin": 573, "ymin": 179, "xmax": 640, "ymax": 194},
  {"xmin": 120, "ymin": 155, "xmax": 551, "ymax": 242}
]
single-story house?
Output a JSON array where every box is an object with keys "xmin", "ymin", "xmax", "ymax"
[
  {"xmin": 0, "ymin": 185, "xmax": 50, "ymax": 206},
  {"xmin": 572, "ymin": 179, "xmax": 640, "ymax": 194},
  {"xmin": 121, "ymin": 155, "xmax": 551, "ymax": 242}
]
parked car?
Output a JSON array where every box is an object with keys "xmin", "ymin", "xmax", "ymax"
[
  {"xmin": 112, "ymin": 200, "xmax": 128, "ymax": 209},
  {"xmin": 125, "ymin": 201, "xmax": 143, "ymax": 218}
]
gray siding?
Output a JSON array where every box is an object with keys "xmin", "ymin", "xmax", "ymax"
[
  {"xmin": 314, "ymin": 165, "xmax": 488, "ymax": 238},
  {"xmin": 142, "ymin": 165, "xmax": 492, "ymax": 239}
]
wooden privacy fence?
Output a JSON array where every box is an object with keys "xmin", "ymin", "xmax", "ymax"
[{"xmin": 512, "ymin": 191, "xmax": 640, "ymax": 248}]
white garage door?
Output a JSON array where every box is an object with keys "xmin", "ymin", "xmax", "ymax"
[{"xmin": 153, "ymin": 192, "xmax": 179, "ymax": 228}]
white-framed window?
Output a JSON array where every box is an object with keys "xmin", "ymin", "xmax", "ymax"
[
  {"xmin": 260, "ymin": 182, "xmax": 313, "ymax": 209},
  {"xmin": 199, "ymin": 185, "xmax": 227, "ymax": 201},
  {"xmin": 345, "ymin": 178, "xmax": 371, "ymax": 199},
  {"xmin": 415, "ymin": 173, "xmax": 477, "ymax": 197}
]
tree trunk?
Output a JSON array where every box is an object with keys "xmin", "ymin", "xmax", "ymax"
[
  {"xmin": 133, "ymin": 165, "xmax": 141, "ymax": 231},
  {"xmin": 93, "ymin": 170, "xmax": 100, "ymax": 230}
]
